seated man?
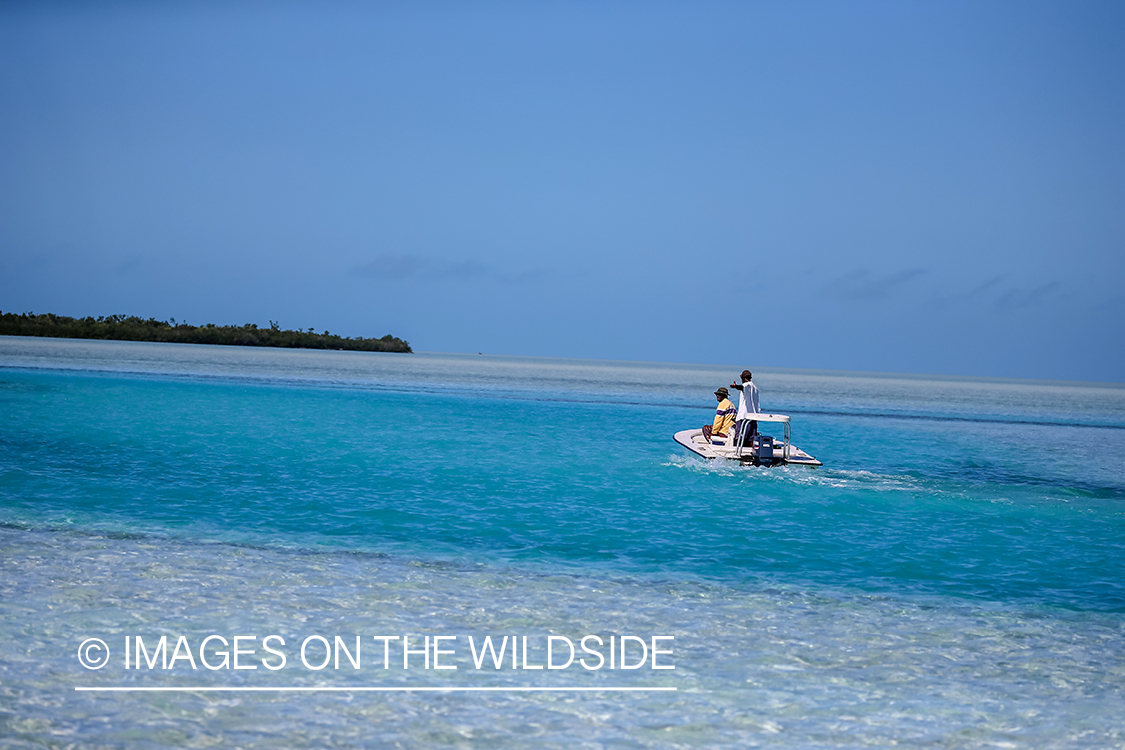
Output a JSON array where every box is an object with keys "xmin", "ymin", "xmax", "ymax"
[{"xmin": 702, "ymin": 387, "xmax": 737, "ymax": 445}]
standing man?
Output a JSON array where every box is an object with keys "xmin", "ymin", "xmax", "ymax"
[
  {"xmin": 730, "ymin": 370, "xmax": 760, "ymax": 445},
  {"xmin": 702, "ymin": 387, "xmax": 737, "ymax": 445}
]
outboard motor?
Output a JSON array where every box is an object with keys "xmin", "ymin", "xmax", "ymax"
[
  {"xmin": 755, "ymin": 435, "xmax": 774, "ymax": 460},
  {"xmin": 742, "ymin": 434, "xmax": 778, "ymax": 466}
]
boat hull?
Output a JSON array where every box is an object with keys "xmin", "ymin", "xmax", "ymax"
[{"xmin": 673, "ymin": 429, "xmax": 822, "ymax": 467}]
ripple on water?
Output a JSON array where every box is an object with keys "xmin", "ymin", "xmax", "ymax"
[{"xmin": 3, "ymin": 526, "xmax": 1124, "ymax": 748}]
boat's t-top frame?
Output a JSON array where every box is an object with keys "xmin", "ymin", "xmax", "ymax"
[{"xmin": 734, "ymin": 414, "xmax": 791, "ymax": 465}]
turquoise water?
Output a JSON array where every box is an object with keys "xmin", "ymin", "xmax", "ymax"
[{"xmin": 2, "ymin": 337, "xmax": 1124, "ymax": 748}]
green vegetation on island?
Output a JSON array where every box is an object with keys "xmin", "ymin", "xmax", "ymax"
[{"xmin": 0, "ymin": 311, "xmax": 411, "ymax": 353}]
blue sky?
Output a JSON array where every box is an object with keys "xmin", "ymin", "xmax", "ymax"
[{"xmin": 2, "ymin": 1, "xmax": 1122, "ymax": 381}]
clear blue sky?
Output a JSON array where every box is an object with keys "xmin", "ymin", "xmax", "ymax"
[{"xmin": 2, "ymin": 1, "xmax": 1122, "ymax": 381}]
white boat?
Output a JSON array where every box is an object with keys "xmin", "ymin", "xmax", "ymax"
[{"xmin": 673, "ymin": 414, "xmax": 822, "ymax": 467}]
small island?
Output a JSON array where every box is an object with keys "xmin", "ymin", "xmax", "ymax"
[{"xmin": 0, "ymin": 311, "xmax": 411, "ymax": 353}]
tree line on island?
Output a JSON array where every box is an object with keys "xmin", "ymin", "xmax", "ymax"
[{"xmin": 0, "ymin": 311, "xmax": 411, "ymax": 353}]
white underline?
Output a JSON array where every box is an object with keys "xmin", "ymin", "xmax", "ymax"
[{"xmin": 75, "ymin": 686, "xmax": 676, "ymax": 692}]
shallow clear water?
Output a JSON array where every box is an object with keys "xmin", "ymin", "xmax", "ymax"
[{"xmin": 2, "ymin": 337, "xmax": 1124, "ymax": 748}]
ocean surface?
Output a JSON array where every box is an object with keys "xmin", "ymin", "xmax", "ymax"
[{"xmin": 2, "ymin": 336, "xmax": 1124, "ymax": 748}]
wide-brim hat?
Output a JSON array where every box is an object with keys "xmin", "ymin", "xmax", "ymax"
[{"xmin": 714, "ymin": 387, "xmax": 730, "ymax": 398}]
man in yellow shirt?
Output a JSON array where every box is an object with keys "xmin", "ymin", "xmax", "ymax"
[{"xmin": 702, "ymin": 387, "xmax": 737, "ymax": 445}]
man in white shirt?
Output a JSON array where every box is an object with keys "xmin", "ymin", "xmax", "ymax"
[{"xmin": 730, "ymin": 370, "xmax": 759, "ymax": 446}]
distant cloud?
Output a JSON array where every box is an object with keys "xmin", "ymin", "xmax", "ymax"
[
  {"xmin": 507, "ymin": 267, "xmax": 553, "ymax": 283},
  {"xmin": 926, "ymin": 276, "xmax": 1003, "ymax": 309},
  {"xmin": 354, "ymin": 253, "xmax": 491, "ymax": 281},
  {"xmin": 824, "ymin": 268, "xmax": 926, "ymax": 302},
  {"xmin": 994, "ymin": 281, "xmax": 1062, "ymax": 312},
  {"xmin": 355, "ymin": 253, "xmax": 430, "ymax": 280},
  {"xmin": 439, "ymin": 260, "xmax": 491, "ymax": 280},
  {"xmin": 926, "ymin": 277, "xmax": 1065, "ymax": 313},
  {"xmin": 112, "ymin": 256, "xmax": 145, "ymax": 275},
  {"xmin": 354, "ymin": 253, "xmax": 554, "ymax": 284}
]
